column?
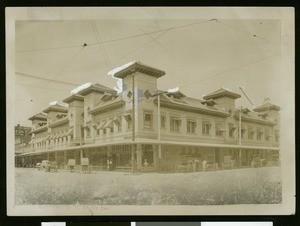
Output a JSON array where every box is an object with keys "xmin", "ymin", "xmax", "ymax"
[
  {"xmin": 136, "ymin": 144, "xmax": 142, "ymax": 171},
  {"xmin": 64, "ymin": 150, "xmax": 67, "ymax": 168},
  {"xmin": 107, "ymin": 146, "xmax": 111, "ymax": 171},
  {"xmin": 22, "ymin": 157, "xmax": 25, "ymax": 167},
  {"xmin": 153, "ymin": 144, "xmax": 158, "ymax": 168},
  {"xmin": 131, "ymin": 145, "xmax": 136, "ymax": 173},
  {"xmin": 47, "ymin": 152, "xmax": 50, "ymax": 161},
  {"xmin": 29, "ymin": 156, "xmax": 32, "ymax": 167}
]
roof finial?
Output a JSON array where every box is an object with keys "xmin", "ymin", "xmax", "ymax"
[{"xmin": 264, "ymin": 97, "xmax": 271, "ymax": 103}]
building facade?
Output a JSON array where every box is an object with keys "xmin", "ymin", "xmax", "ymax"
[
  {"xmin": 14, "ymin": 124, "xmax": 32, "ymax": 167},
  {"xmin": 16, "ymin": 62, "xmax": 280, "ymax": 172}
]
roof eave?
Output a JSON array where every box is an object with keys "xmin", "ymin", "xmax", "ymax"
[
  {"xmin": 63, "ymin": 95, "xmax": 84, "ymax": 103},
  {"xmin": 77, "ymin": 87, "xmax": 102, "ymax": 96},
  {"xmin": 203, "ymin": 93, "xmax": 241, "ymax": 100},
  {"xmin": 89, "ymin": 100, "xmax": 125, "ymax": 115},
  {"xmin": 48, "ymin": 118, "xmax": 70, "ymax": 128},
  {"xmin": 254, "ymin": 106, "xmax": 280, "ymax": 112},
  {"xmin": 234, "ymin": 115, "xmax": 276, "ymax": 126},
  {"xmin": 28, "ymin": 116, "xmax": 47, "ymax": 121},
  {"xmin": 77, "ymin": 86, "xmax": 116, "ymax": 96},
  {"xmin": 157, "ymin": 100, "xmax": 229, "ymax": 117},
  {"xmin": 32, "ymin": 125, "xmax": 48, "ymax": 133},
  {"xmin": 113, "ymin": 63, "xmax": 166, "ymax": 79},
  {"xmin": 43, "ymin": 106, "xmax": 68, "ymax": 113}
]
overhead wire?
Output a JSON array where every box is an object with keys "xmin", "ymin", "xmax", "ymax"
[
  {"xmin": 37, "ymin": 45, "xmax": 86, "ymax": 96},
  {"xmin": 16, "ymin": 43, "xmax": 98, "ymax": 53},
  {"xmin": 16, "ymin": 19, "xmax": 213, "ymax": 54},
  {"xmin": 119, "ymin": 31, "xmax": 169, "ymax": 60},
  {"xmin": 91, "ymin": 20, "xmax": 111, "ymax": 70},
  {"xmin": 138, "ymin": 28, "xmax": 168, "ymax": 51},
  {"xmin": 93, "ymin": 20, "xmax": 113, "ymax": 69},
  {"xmin": 214, "ymin": 20, "xmax": 279, "ymax": 44},
  {"xmin": 52, "ymin": 46, "xmax": 85, "ymax": 78},
  {"xmin": 102, "ymin": 19, "xmax": 214, "ymax": 44},
  {"xmin": 16, "ymin": 82, "xmax": 72, "ymax": 92},
  {"xmin": 15, "ymin": 19, "xmax": 280, "ymax": 110},
  {"xmin": 16, "ymin": 97, "xmax": 84, "ymax": 109},
  {"xmin": 179, "ymin": 52, "xmax": 280, "ymax": 89},
  {"xmin": 15, "ymin": 72, "xmax": 80, "ymax": 86}
]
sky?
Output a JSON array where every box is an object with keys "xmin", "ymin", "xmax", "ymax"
[{"xmin": 15, "ymin": 14, "xmax": 282, "ymax": 126}]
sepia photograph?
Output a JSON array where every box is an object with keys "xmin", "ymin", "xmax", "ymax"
[{"xmin": 6, "ymin": 7, "xmax": 295, "ymax": 215}]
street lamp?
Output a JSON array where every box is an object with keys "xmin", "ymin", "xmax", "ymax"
[
  {"xmin": 239, "ymin": 106, "xmax": 242, "ymax": 167},
  {"xmin": 144, "ymin": 87, "xmax": 180, "ymax": 171}
]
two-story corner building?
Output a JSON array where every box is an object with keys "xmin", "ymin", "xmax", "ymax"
[
  {"xmin": 17, "ymin": 61, "xmax": 280, "ymax": 172},
  {"xmin": 14, "ymin": 124, "xmax": 31, "ymax": 167}
]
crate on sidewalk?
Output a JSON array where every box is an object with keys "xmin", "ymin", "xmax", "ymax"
[
  {"xmin": 81, "ymin": 158, "xmax": 91, "ymax": 173},
  {"xmin": 67, "ymin": 159, "xmax": 76, "ymax": 172}
]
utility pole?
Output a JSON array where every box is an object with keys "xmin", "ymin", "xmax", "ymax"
[
  {"xmin": 239, "ymin": 106, "xmax": 242, "ymax": 167},
  {"xmin": 131, "ymin": 75, "xmax": 135, "ymax": 174},
  {"xmin": 144, "ymin": 87, "xmax": 179, "ymax": 172},
  {"xmin": 238, "ymin": 86, "xmax": 257, "ymax": 167},
  {"xmin": 157, "ymin": 93, "xmax": 161, "ymax": 171}
]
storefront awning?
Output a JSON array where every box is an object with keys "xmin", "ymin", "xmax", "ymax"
[
  {"xmin": 123, "ymin": 113, "xmax": 132, "ymax": 121},
  {"xmin": 66, "ymin": 128, "xmax": 73, "ymax": 136},
  {"xmin": 60, "ymin": 131, "xmax": 67, "ymax": 137},
  {"xmin": 53, "ymin": 134, "xmax": 60, "ymax": 139},
  {"xmin": 58, "ymin": 132, "xmax": 64, "ymax": 138},
  {"xmin": 18, "ymin": 138, "xmax": 280, "ymax": 157},
  {"xmin": 28, "ymin": 139, "xmax": 35, "ymax": 144},
  {"xmin": 97, "ymin": 121, "xmax": 106, "ymax": 130},
  {"xmin": 104, "ymin": 120, "xmax": 114, "ymax": 128},
  {"xmin": 113, "ymin": 118, "xmax": 121, "ymax": 126}
]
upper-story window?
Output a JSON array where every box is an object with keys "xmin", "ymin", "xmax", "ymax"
[
  {"xmin": 87, "ymin": 106, "xmax": 91, "ymax": 117},
  {"xmin": 161, "ymin": 115, "xmax": 166, "ymax": 129},
  {"xmin": 124, "ymin": 113, "xmax": 132, "ymax": 130},
  {"xmin": 248, "ymin": 127, "xmax": 255, "ymax": 140},
  {"xmin": 275, "ymin": 130, "xmax": 280, "ymax": 142},
  {"xmin": 257, "ymin": 128, "xmax": 264, "ymax": 140},
  {"xmin": 170, "ymin": 116, "xmax": 181, "ymax": 132},
  {"xmin": 143, "ymin": 111, "xmax": 153, "ymax": 129},
  {"xmin": 187, "ymin": 120, "xmax": 196, "ymax": 134},
  {"xmin": 38, "ymin": 122, "xmax": 47, "ymax": 127},
  {"xmin": 113, "ymin": 117, "xmax": 122, "ymax": 132},
  {"xmin": 241, "ymin": 127, "xmax": 246, "ymax": 139},
  {"xmin": 215, "ymin": 123, "xmax": 225, "ymax": 137},
  {"xmin": 110, "ymin": 124, "xmax": 114, "ymax": 133},
  {"xmin": 103, "ymin": 120, "xmax": 114, "ymax": 134},
  {"xmin": 202, "ymin": 121, "xmax": 211, "ymax": 135},
  {"xmin": 86, "ymin": 126, "xmax": 91, "ymax": 138},
  {"xmin": 228, "ymin": 123, "xmax": 236, "ymax": 138},
  {"xmin": 69, "ymin": 113, "xmax": 73, "ymax": 122},
  {"xmin": 265, "ymin": 128, "xmax": 270, "ymax": 141}
]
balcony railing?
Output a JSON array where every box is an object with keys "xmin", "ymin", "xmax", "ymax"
[{"xmin": 27, "ymin": 137, "xmax": 75, "ymax": 153}]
